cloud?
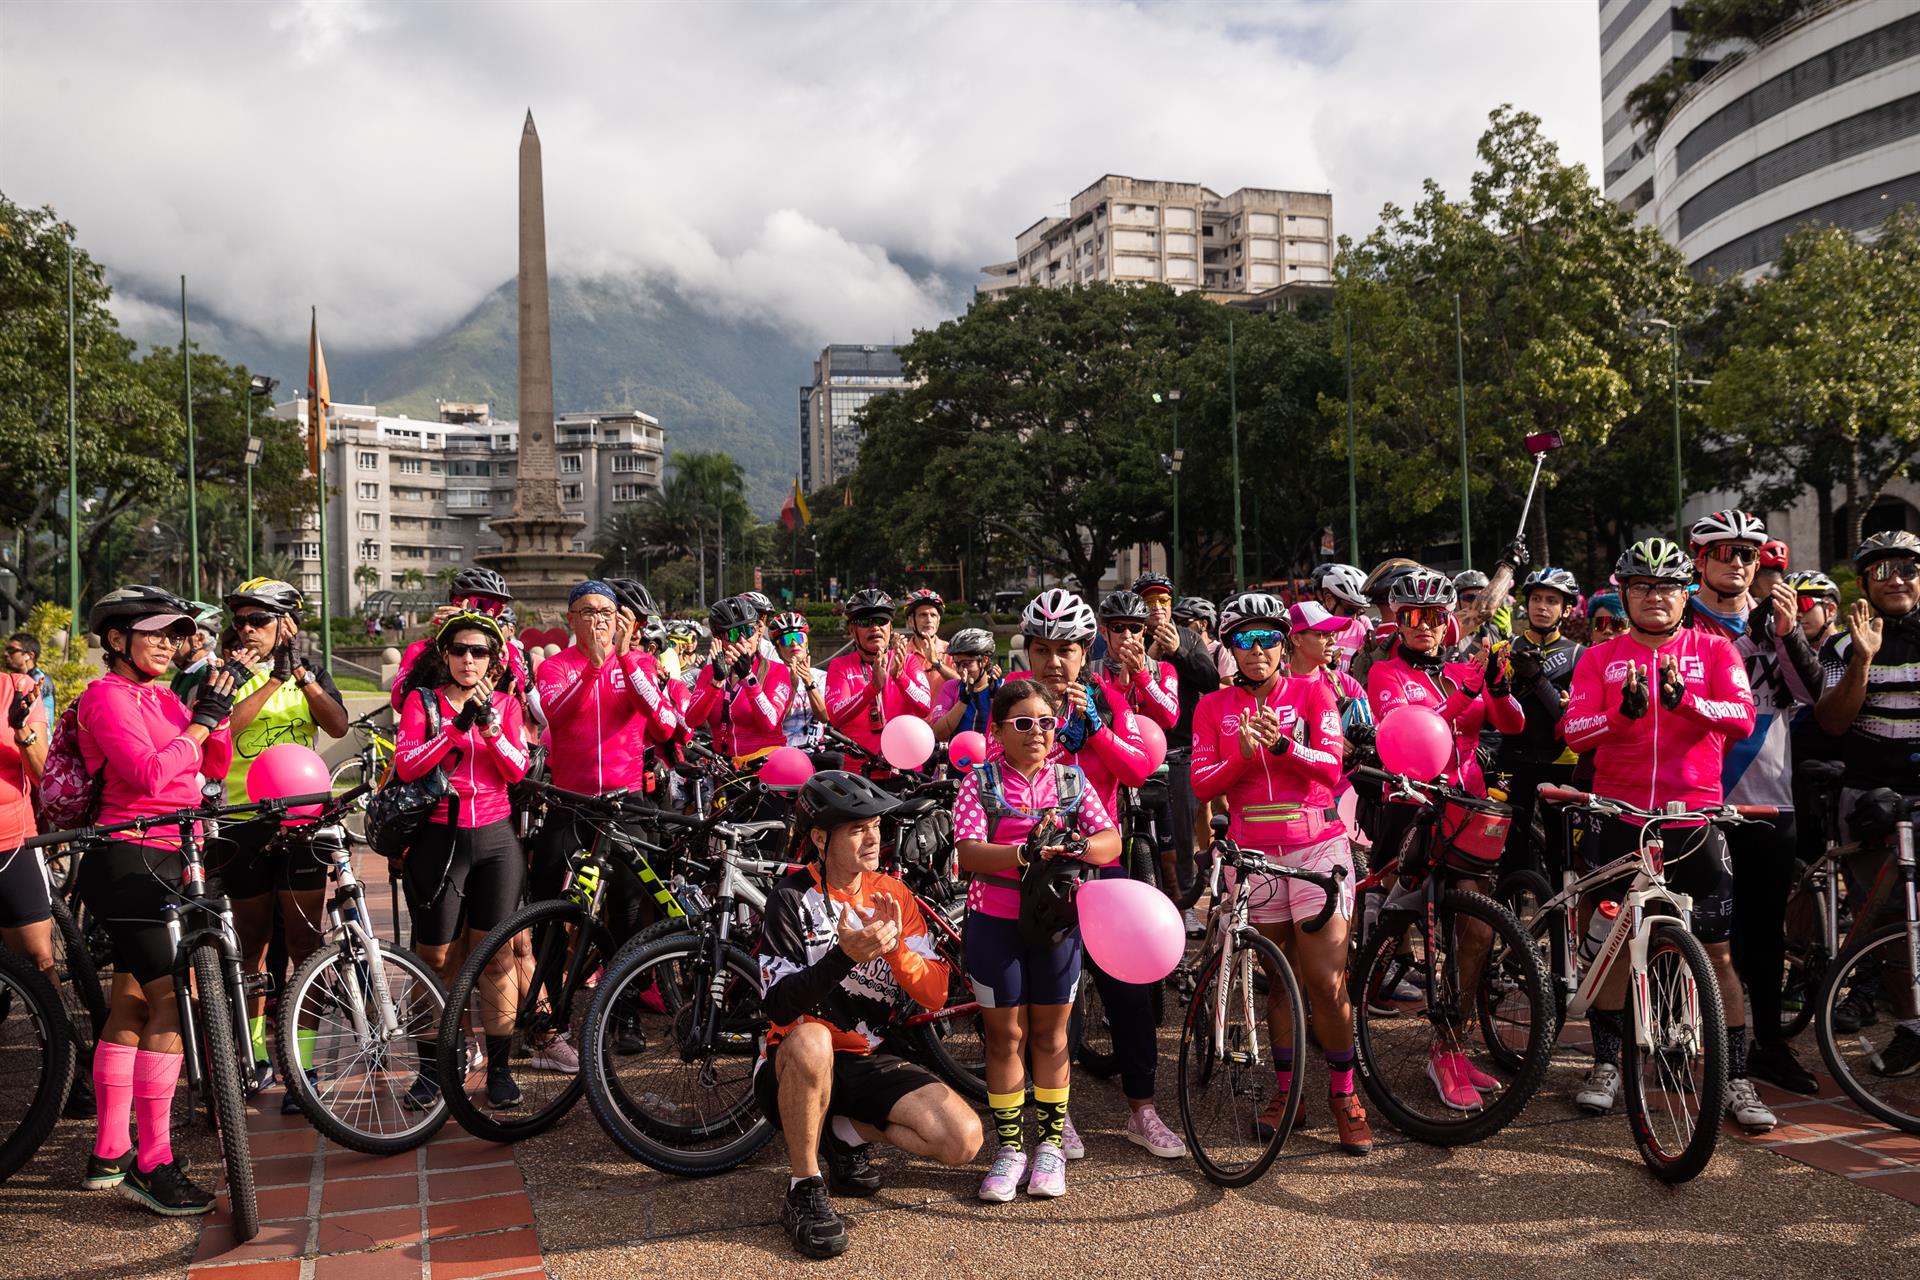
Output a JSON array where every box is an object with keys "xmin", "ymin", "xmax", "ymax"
[{"xmin": 0, "ymin": 0, "xmax": 1601, "ymax": 354}]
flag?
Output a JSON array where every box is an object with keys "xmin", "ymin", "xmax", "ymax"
[
  {"xmin": 780, "ymin": 477, "xmax": 812, "ymax": 531},
  {"xmin": 795, "ymin": 480, "xmax": 811, "ymax": 527},
  {"xmin": 307, "ymin": 311, "xmax": 331, "ymax": 474}
]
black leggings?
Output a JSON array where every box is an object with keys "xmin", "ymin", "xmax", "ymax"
[
  {"xmin": 402, "ymin": 819, "xmax": 525, "ymax": 947},
  {"xmin": 74, "ymin": 839, "xmax": 184, "ymax": 983},
  {"xmin": 1499, "ymin": 761, "xmax": 1573, "ymax": 880},
  {"xmin": 533, "ymin": 814, "xmax": 660, "ymax": 946},
  {"xmin": 1729, "ymin": 812, "xmax": 1799, "ymax": 1048},
  {"xmin": 0, "ymin": 845, "xmax": 52, "ymax": 929},
  {"xmin": 1086, "ymin": 959, "xmax": 1159, "ymax": 1102}
]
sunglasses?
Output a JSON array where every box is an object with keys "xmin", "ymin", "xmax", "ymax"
[
  {"xmin": 443, "ymin": 642, "xmax": 495, "ymax": 660},
  {"xmin": 1105, "ymin": 621, "xmax": 1146, "ymax": 636},
  {"xmin": 233, "ymin": 612, "xmax": 278, "ymax": 630},
  {"xmin": 456, "ymin": 595, "xmax": 506, "ymax": 616},
  {"xmin": 1703, "ymin": 544, "xmax": 1758, "ymax": 565},
  {"xmin": 1796, "ymin": 595, "xmax": 1828, "ymax": 612},
  {"xmin": 3, "ymin": 646, "xmax": 31, "ymax": 657},
  {"xmin": 1869, "ymin": 558, "xmax": 1920, "ymax": 583},
  {"xmin": 1398, "ymin": 607, "xmax": 1448, "ymax": 630},
  {"xmin": 1590, "ymin": 615, "xmax": 1625, "ymax": 632},
  {"xmin": 723, "ymin": 624, "xmax": 756, "ymax": 643},
  {"xmin": 851, "ymin": 616, "xmax": 889, "ymax": 628},
  {"xmin": 1226, "ymin": 629, "xmax": 1286, "ymax": 651},
  {"xmin": 776, "ymin": 630, "xmax": 807, "ymax": 647},
  {"xmin": 1005, "ymin": 715, "xmax": 1060, "ymax": 734}
]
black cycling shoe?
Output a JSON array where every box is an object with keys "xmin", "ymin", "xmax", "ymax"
[
  {"xmin": 119, "ymin": 1158, "xmax": 215, "ymax": 1217},
  {"xmin": 1746, "ymin": 1041, "xmax": 1819, "ymax": 1095},
  {"xmin": 1875, "ymin": 1026, "xmax": 1920, "ymax": 1079},
  {"xmin": 64, "ymin": 1072, "xmax": 97, "ymax": 1120},
  {"xmin": 781, "ymin": 1175, "xmax": 849, "ymax": 1259},
  {"xmin": 83, "ymin": 1148, "xmax": 131, "ymax": 1190},
  {"xmin": 248, "ymin": 1059, "xmax": 277, "ymax": 1097},
  {"xmin": 821, "ymin": 1129, "xmax": 883, "ymax": 1197},
  {"xmin": 402, "ymin": 1073, "xmax": 441, "ymax": 1113},
  {"xmin": 1832, "ymin": 987, "xmax": 1880, "ymax": 1034},
  {"xmin": 486, "ymin": 1069, "xmax": 522, "ymax": 1110},
  {"xmin": 613, "ymin": 1014, "xmax": 646, "ymax": 1056},
  {"xmin": 282, "ymin": 1069, "xmax": 317, "ymax": 1115}
]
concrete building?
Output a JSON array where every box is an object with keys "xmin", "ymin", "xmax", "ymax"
[
  {"xmin": 979, "ymin": 175, "xmax": 1333, "ymax": 297},
  {"xmin": 270, "ymin": 399, "xmax": 664, "ymax": 610},
  {"xmin": 800, "ymin": 344, "xmax": 908, "ymax": 492},
  {"xmin": 1600, "ymin": 0, "xmax": 1701, "ymax": 219}
]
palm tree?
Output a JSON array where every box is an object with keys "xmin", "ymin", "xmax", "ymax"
[
  {"xmin": 352, "ymin": 564, "xmax": 380, "ymax": 612},
  {"xmin": 400, "ymin": 567, "xmax": 426, "ymax": 592}
]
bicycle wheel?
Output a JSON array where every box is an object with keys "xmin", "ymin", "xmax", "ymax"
[
  {"xmin": 1777, "ymin": 870, "xmax": 1824, "ymax": 1040},
  {"xmin": 581, "ymin": 932, "xmax": 772, "ymax": 1176},
  {"xmin": 1493, "ymin": 869, "xmax": 1552, "ymax": 937},
  {"xmin": 1620, "ymin": 924, "xmax": 1727, "ymax": 1183},
  {"xmin": 329, "ymin": 757, "xmax": 372, "ymax": 843},
  {"xmin": 1178, "ymin": 931, "xmax": 1300, "ymax": 1187},
  {"xmin": 0, "ymin": 949, "xmax": 73, "ymax": 1183},
  {"xmin": 1176, "ymin": 843, "xmax": 1216, "ymax": 911},
  {"xmin": 1352, "ymin": 890, "xmax": 1550, "ymax": 1147},
  {"xmin": 438, "ymin": 899, "xmax": 616, "ymax": 1144},
  {"xmin": 906, "ymin": 957, "xmax": 991, "ymax": 1103},
  {"xmin": 191, "ymin": 946, "xmax": 257, "ymax": 1241},
  {"xmin": 49, "ymin": 894, "xmax": 108, "ymax": 1042},
  {"xmin": 1814, "ymin": 922, "xmax": 1920, "ymax": 1135},
  {"xmin": 1070, "ymin": 962, "xmax": 1119, "ymax": 1078},
  {"xmin": 280, "ymin": 937, "xmax": 449, "ymax": 1154}
]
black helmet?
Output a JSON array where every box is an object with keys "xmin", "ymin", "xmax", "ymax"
[
  {"xmin": 844, "ymin": 588, "xmax": 894, "ymax": 623},
  {"xmin": 708, "ymin": 595, "xmax": 758, "ymax": 634},
  {"xmin": 1173, "ymin": 596, "xmax": 1216, "ymax": 624},
  {"xmin": 796, "ymin": 770, "xmax": 901, "ymax": 833},
  {"xmin": 1098, "ymin": 590, "xmax": 1148, "ymax": 622},
  {"xmin": 1615, "ymin": 537, "xmax": 1694, "ymax": 584},
  {"xmin": 225, "ymin": 576, "xmax": 304, "ymax": 616},
  {"xmin": 1364, "ymin": 558, "xmax": 1421, "ymax": 605},
  {"xmin": 1130, "ymin": 571, "xmax": 1175, "ymax": 597},
  {"xmin": 89, "ymin": 584, "xmax": 195, "ymax": 639},
  {"xmin": 1854, "ymin": 529, "xmax": 1920, "ymax": 570},
  {"xmin": 607, "ymin": 577, "xmax": 660, "ymax": 620},
  {"xmin": 450, "ymin": 567, "xmax": 510, "ymax": 602}
]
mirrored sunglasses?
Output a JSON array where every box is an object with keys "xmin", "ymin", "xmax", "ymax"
[{"xmin": 1227, "ymin": 629, "xmax": 1286, "ymax": 651}]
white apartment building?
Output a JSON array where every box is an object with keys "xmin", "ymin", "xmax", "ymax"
[
  {"xmin": 270, "ymin": 399, "xmax": 665, "ymax": 608},
  {"xmin": 978, "ymin": 175, "xmax": 1334, "ymax": 298},
  {"xmin": 1600, "ymin": 0, "xmax": 1698, "ymax": 219}
]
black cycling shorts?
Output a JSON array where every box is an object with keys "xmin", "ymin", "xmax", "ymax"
[
  {"xmin": 401, "ymin": 818, "xmax": 525, "ymax": 947},
  {"xmin": 1589, "ymin": 817, "xmax": 1734, "ymax": 946},
  {"xmin": 753, "ymin": 1043, "xmax": 941, "ymax": 1135},
  {"xmin": 74, "ymin": 839, "xmax": 185, "ymax": 984},
  {"xmin": 0, "ymin": 845, "xmax": 52, "ymax": 929},
  {"xmin": 205, "ymin": 816, "xmax": 332, "ymax": 899}
]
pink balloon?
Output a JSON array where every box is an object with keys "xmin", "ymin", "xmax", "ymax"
[
  {"xmin": 1376, "ymin": 705, "xmax": 1453, "ymax": 780},
  {"xmin": 760, "ymin": 746, "xmax": 815, "ymax": 789},
  {"xmin": 948, "ymin": 730, "xmax": 988, "ymax": 773},
  {"xmin": 1137, "ymin": 717, "xmax": 1168, "ymax": 773},
  {"xmin": 1078, "ymin": 877, "xmax": 1185, "ymax": 984},
  {"xmin": 880, "ymin": 716, "xmax": 935, "ymax": 771},
  {"xmin": 246, "ymin": 743, "xmax": 330, "ymax": 823}
]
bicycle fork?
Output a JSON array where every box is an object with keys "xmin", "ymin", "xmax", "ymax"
[{"xmin": 164, "ymin": 900, "xmax": 249, "ymax": 1098}]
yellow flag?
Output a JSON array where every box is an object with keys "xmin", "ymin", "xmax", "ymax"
[{"xmin": 307, "ymin": 310, "xmax": 330, "ymax": 474}]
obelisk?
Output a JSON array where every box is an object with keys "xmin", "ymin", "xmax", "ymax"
[{"xmin": 477, "ymin": 110, "xmax": 600, "ymax": 620}]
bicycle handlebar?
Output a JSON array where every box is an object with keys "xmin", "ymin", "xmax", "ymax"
[
  {"xmin": 1210, "ymin": 834, "xmax": 1348, "ymax": 934},
  {"xmin": 20, "ymin": 789, "xmax": 346, "ymax": 850},
  {"xmin": 1535, "ymin": 785, "xmax": 1777, "ymax": 822}
]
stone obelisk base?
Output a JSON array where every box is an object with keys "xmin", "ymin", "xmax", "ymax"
[{"xmin": 477, "ymin": 514, "xmax": 601, "ymax": 624}]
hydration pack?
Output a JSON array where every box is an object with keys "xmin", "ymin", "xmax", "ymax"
[{"xmin": 37, "ymin": 707, "xmax": 103, "ymax": 831}]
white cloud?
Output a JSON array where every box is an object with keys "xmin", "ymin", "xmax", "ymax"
[{"xmin": 0, "ymin": 0, "xmax": 1601, "ymax": 353}]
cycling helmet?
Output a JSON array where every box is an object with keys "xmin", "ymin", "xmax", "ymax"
[
  {"xmin": 1130, "ymin": 571, "xmax": 1176, "ymax": 598},
  {"xmin": 499, "ymin": 605, "xmax": 517, "ymax": 628},
  {"xmin": 89, "ymin": 584, "xmax": 195, "ymax": 639},
  {"xmin": 1172, "ymin": 596, "xmax": 1216, "ymax": 625},
  {"xmin": 606, "ymin": 577, "xmax": 660, "ymax": 620},
  {"xmin": 1364, "ymin": 557, "xmax": 1421, "ymax": 604},
  {"xmin": 1854, "ymin": 529, "xmax": 1920, "ymax": 570},
  {"xmin": 1615, "ymin": 537, "xmax": 1694, "ymax": 583},
  {"xmin": 1098, "ymin": 590, "xmax": 1148, "ymax": 622},
  {"xmin": 843, "ymin": 588, "xmax": 894, "ymax": 623},
  {"xmin": 741, "ymin": 590, "xmax": 775, "ymax": 616},
  {"xmin": 450, "ymin": 566, "xmax": 511, "ymax": 602},
  {"xmin": 1020, "ymin": 588, "xmax": 1097, "ymax": 643},
  {"xmin": 1520, "ymin": 566, "xmax": 1581, "ymax": 602},
  {"xmin": 1452, "ymin": 570, "xmax": 1490, "ymax": 593},
  {"xmin": 947, "ymin": 627, "xmax": 995, "ymax": 657},
  {"xmin": 1218, "ymin": 591, "xmax": 1288, "ymax": 637},
  {"xmin": 640, "ymin": 620, "xmax": 668, "ymax": 650},
  {"xmin": 225, "ymin": 576, "xmax": 304, "ymax": 616},
  {"xmin": 666, "ymin": 619, "xmax": 702, "ymax": 645},
  {"xmin": 1388, "ymin": 568, "xmax": 1458, "ymax": 611},
  {"xmin": 1787, "ymin": 570, "xmax": 1840, "ymax": 602},
  {"xmin": 1689, "ymin": 509, "xmax": 1767, "ymax": 550},
  {"xmin": 796, "ymin": 769, "xmax": 903, "ymax": 833},
  {"xmin": 187, "ymin": 599, "xmax": 225, "ymax": 626},
  {"xmin": 1318, "ymin": 564, "xmax": 1369, "ymax": 609},
  {"xmin": 435, "ymin": 610, "xmax": 506, "ymax": 651},
  {"xmin": 1758, "ymin": 540, "xmax": 1790, "ymax": 570},
  {"xmin": 708, "ymin": 595, "xmax": 758, "ymax": 633},
  {"xmin": 769, "ymin": 611, "xmax": 810, "ymax": 636},
  {"xmin": 902, "ymin": 587, "xmax": 944, "ymax": 613}
]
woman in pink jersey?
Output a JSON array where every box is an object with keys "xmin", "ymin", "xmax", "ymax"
[
  {"xmin": 393, "ymin": 612, "xmax": 530, "ymax": 1112},
  {"xmin": 73, "ymin": 585, "xmax": 236, "ymax": 1216},
  {"xmin": 1192, "ymin": 592, "xmax": 1372, "ymax": 1155},
  {"xmin": 823, "ymin": 589, "xmax": 933, "ymax": 770}
]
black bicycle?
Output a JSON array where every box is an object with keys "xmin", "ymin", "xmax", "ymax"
[{"xmin": 0, "ymin": 945, "xmax": 73, "ymax": 1182}]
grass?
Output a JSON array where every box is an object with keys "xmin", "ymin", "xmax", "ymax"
[{"xmin": 332, "ymin": 674, "xmax": 383, "ymax": 694}]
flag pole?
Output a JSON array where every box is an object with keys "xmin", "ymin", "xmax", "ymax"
[
  {"xmin": 312, "ymin": 306, "xmax": 332, "ymax": 673},
  {"xmin": 182, "ymin": 276, "xmax": 200, "ymax": 599}
]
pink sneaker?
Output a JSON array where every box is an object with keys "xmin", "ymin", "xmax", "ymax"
[
  {"xmin": 637, "ymin": 981, "xmax": 667, "ymax": 1015},
  {"xmin": 1460, "ymin": 1056, "xmax": 1501, "ymax": 1093},
  {"xmin": 1124, "ymin": 1105, "xmax": 1186, "ymax": 1158},
  {"xmin": 977, "ymin": 1145, "xmax": 1027, "ymax": 1203},
  {"xmin": 1425, "ymin": 1046, "xmax": 1483, "ymax": 1111}
]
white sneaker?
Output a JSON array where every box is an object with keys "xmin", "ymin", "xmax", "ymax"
[
  {"xmin": 1124, "ymin": 1104, "xmax": 1187, "ymax": 1158},
  {"xmin": 1060, "ymin": 1112, "xmax": 1085, "ymax": 1160},
  {"xmin": 1575, "ymin": 1063, "xmax": 1620, "ymax": 1114},
  {"xmin": 529, "ymin": 1033, "xmax": 580, "ymax": 1075},
  {"xmin": 1725, "ymin": 1077, "xmax": 1776, "ymax": 1132},
  {"xmin": 1183, "ymin": 907, "xmax": 1204, "ymax": 939}
]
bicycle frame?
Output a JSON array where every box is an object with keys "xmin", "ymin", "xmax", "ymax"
[
  {"xmin": 311, "ymin": 821, "xmax": 404, "ymax": 1046},
  {"xmin": 1541, "ymin": 838, "xmax": 1693, "ymax": 1053},
  {"xmin": 1892, "ymin": 813, "xmax": 1920, "ymax": 1013},
  {"xmin": 161, "ymin": 823, "xmax": 254, "ymax": 1104}
]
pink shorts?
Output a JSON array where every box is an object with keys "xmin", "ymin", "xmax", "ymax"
[{"xmin": 1226, "ymin": 834, "xmax": 1355, "ymax": 926}]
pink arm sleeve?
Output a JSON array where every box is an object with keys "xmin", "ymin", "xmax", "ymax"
[
  {"xmin": 1189, "ymin": 696, "xmax": 1252, "ymax": 801},
  {"xmin": 1087, "ymin": 703, "xmax": 1152, "ymax": 787},
  {"xmin": 1134, "ymin": 666, "xmax": 1179, "ymax": 729},
  {"xmin": 394, "ymin": 693, "xmax": 456, "ymax": 781},
  {"xmin": 88, "ymin": 685, "xmax": 215, "ymax": 795}
]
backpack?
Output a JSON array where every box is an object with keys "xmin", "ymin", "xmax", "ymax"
[
  {"xmin": 975, "ymin": 760, "xmax": 1090, "ymax": 948},
  {"xmin": 38, "ymin": 707, "xmax": 104, "ymax": 831},
  {"xmin": 364, "ymin": 688, "xmax": 457, "ymax": 861}
]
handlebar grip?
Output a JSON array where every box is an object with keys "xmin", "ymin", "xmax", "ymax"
[
  {"xmin": 1301, "ymin": 863, "xmax": 1349, "ymax": 935},
  {"xmin": 1536, "ymin": 785, "xmax": 1591, "ymax": 806},
  {"xmin": 1733, "ymin": 804, "xmax": 1779, "ymax": 819}
]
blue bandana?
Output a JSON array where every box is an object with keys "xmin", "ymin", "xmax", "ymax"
[{"xmin": 570, "ymin": 580, "xmax": 616, "ymax": 606}]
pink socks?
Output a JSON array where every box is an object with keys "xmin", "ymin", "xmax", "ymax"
[
  {"xmin": 132, "ymin": 1050, "xmax": 184, "ymax": 1173},
  {"xmin": 92, "ymin": 1041, "xmax": 137, "ymax": 1159}
]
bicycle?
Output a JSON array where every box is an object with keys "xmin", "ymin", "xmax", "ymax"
[
  {"xmin": 0, "ymin": 945, "xmax": 73, "ymax": 1183},
  {"xmin": 1534, "ymin": 784, "xmax": 1776, "ymax": 1182},
  {"xmin": 329, "ymin": 706, "xmax": 396, "ymax": 845},
  {"xmin": 274, "ymin": 786, "xmax": 451, "ymax": 1154},
  {"xmin": 1176, "ymin": 819, "xmax": 1343, "ymax": 1187}
]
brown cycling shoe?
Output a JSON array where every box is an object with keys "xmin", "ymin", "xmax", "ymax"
[
  {"xmin": 1254, "ymin": 1090, "xmax": 1311, "ymax": 1140},
  {"xmin": 1329, "ymin": 1091, "xmax": 1373, "ymax": 1156}
]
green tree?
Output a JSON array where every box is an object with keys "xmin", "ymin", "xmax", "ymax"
[
  {"xmin": 353, "ymin": 563, "xmax": 380, "ymax": 610},
  {"xmin": 1706, "ymin": 206, "xmax": 1920, "ymax": 553},
  {"xmin": 1626, "ymin": 0, "xmax": 1813, "ymax": 138}
]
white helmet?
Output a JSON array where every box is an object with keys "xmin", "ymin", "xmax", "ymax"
[
  {"xmin": 1020, "ymin": 589, "xmax": 1097, "ymax": 643},
  {"xmin": 1388, "ymin": 567, "xmax": 1458, "ymax": 610},
  {"xmin": 1689, "ymin": 508, "xmax": 1767, "ymax": 549},
  {"xmin": 1318, "ymin": 563, "xmax": 1369, "ymax": 609},
  {"xmin": 1218, "ymin": 591, "xmax": 1288, "ymax": 637}
]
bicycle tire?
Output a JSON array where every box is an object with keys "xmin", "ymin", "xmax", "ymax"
[
  {"xmin": 905, "ymin": 963, "xmax": 991, "ymax": 1103},
  {"xmin": 192, "ymin": 945, "xmax": 258, "ymax": 1241},
  {"xmin": 1493, "ymin": 869, "xmax": 1552, "ymax": 938},
  {"xmin": 1070, "ymin": 963, "xmax": 1119, "ymax": 1078},
  {"xmin": 1177, "ymin": 931, "xmax": 1299, "ymax": 1187},
  {"xmin": 49, "ymin": 894, "xmax": 108, "ymax": 1041},
  {"xmin": 1176, "ymin": 844, "xmax": 1215, "ymax": 911},
  {"xmin": 1813, "ymin": 922, "xmax": 1920, "ymax": 1135},
  {"xmin": 0, "ymin": 949, "xmax": 73, "ymax": 1183},
  {"xmin": 1352, "ymin": 890, "xmax": 1550, "ymax": 1147},
  {"xmin": 1777, "ymin": 869, "xmax": 1824, "ymax": 1041},
  {"xmin": 581, "ymin": 933, "xmax": 773, "ymax": 1176},
  {"xmin": 329, "ymin": 757, "xmax": 372, "ymax": 843},
  {"xmin": 1620, "ymin": 924, "xmax": 1727, "ymax": 1183},
  {"xmin": 438, "ymin": 899, "xmax": 615, "ymax": 1144},
  {"xmin": 280, "ymin": 938, "xmax": 449, "ymax": 1154}
]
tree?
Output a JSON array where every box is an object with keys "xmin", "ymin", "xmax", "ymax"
[
  {"xmin": 593, "ymin": 452, "xmax": 752, "ymax": 602},
  {"xmin": 1706, "ymin": 206, "xmax": 1920, "ymax": 553},
  {"xmin": 400, "ymin": 567, "xmax": 425, "ymax": 591},
  {"xmin": 353, "ymin": 563, "xmax": 380, "ymax": 610},
  {"xmin": 1626, "ymin": 0, "xmax": 1813, "ymax": 138}
]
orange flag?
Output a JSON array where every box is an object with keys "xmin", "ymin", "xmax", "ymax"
[{"xmin": 307, "ymin": 309, "xmax": 330, "ymax": 474}]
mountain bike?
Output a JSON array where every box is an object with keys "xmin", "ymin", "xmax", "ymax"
[
  {"xmin": 0, "ymin": 946, "xmax": 73, "ymax": 1183},
  {"xmin": 1535, "ymin": 785, "xmax": 1775, "ymax": 1182},
  {"xmin": 1177, "ymin": 821, "xmax": 1343, "ymax": 1187},
  {"xmin": 274, "ymin": 786, "xmax": 450, "ymax": 1154}
]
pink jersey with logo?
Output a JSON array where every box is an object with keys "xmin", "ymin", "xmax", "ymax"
[
  {"xmin": 1328, "ymin": 616, "xmax": 1372, "ymax": 674},
  {"xmin": 953, "ymin": 761, "xmax": 1117, "ymax": 919},
  {"xmin": 1562, "ymin": 630, "xmax": 1755, "ymax": 812},
  {"xmin": 823, "ymin": 651, "xmax": 933, "ymax": 760},
  {"xmin": 394, "ymin": 689, "xmax": 530, "ymax": 827},
  {"xmin": 77, "ymin": 672, "xmax": 233, "ymax": 849},
  {"xmin": 1366, "ymin": 645, "xmax": 1524, "ymax": 795},
  {"xmin": 536, "ymin": 647, "xmax": 681, "ymax": 793},
  {"xmin": 687, "ymin": 653, "xmax": 793, "ymax": 759},
  {"xmin": 1190, "ymin": 676, "xmax": 1345, "ymax": 849},
  {"xmin": 1098, "ymin": 660, "xmax": 1179, "ymax": 731}
]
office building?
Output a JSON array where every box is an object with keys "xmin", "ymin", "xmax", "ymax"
[
  {"xmin": 800, "ymin": 344, "xmax": 908, "ymax": 492},
  {"xmin": 1600, "ymin": 0, "xmax": 1700, "ymax": 218}
]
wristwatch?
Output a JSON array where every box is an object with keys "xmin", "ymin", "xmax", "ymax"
[
  {"xmin": 14, "ymin": 728, "xmax": 38, "ymax": 747},
  {"xmin": 295, "ymin": 668, "xmax": 316, "ymax": 689}
]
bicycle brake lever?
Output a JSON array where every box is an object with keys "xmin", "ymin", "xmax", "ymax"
[{"xmin": 1300, "ymin": 864, "xmax": 1349, "ymax": 935}]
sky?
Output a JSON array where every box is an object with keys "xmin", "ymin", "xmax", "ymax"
[{"xmin": 1, "ymin": 0, "xmax": 1603, "ymax": 356}]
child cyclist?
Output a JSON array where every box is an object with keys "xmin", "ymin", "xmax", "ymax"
[{"xmin": 955, "ymin": 678, "xmax": 1121, "ymax": 1201}]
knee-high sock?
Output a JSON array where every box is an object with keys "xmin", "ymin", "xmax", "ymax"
[
  {"xmin": 132, "ymin": 1050, "xmax": 184, "ymax": 1173},
  {"xmin": 92, "ymin": 1041, "xmax": 137, "ymax": 1159}
]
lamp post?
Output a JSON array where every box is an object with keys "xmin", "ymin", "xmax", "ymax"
[
  {"xmin": 1454, "ymin": 292, "xmax": 1472, "ymax": 572},
  {"xmin": 1343, "ymin": 309, "xmax": 1359, "ymax": 564},
  {"xmin": 1637, "ymin": 317, "xmax": 1688, "ymax": 541},
  {"xmin": 1229, "ymin": 317, "xmax": 1245, "ymax": 588},
  {"xmin": 181, "ymin": 276, "xmax": 200, "ymax": 599},
  {"xmin": 1152, "ymin": 389, "xmax": 1184, "ymax": 583},
  {"xmin": 67, "ymin": 236, "xmax": 80, "ymax": 642},
  {"xmin": 245, "ymin": 374, "xmax": 278, "ymax": 581}
]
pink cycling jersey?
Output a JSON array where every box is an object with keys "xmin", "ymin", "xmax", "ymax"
[
  {"xmin": 536, "ymin": 646, "xmax": 681, "ymax": 793},
  {"xmin": 953, "ymin": 761, "xmax": 1117, "ymax": 919},
  {"xmin": 1098, "ymin": 659, "xmax": 1179, "ymax": 732},
  {"xmin": 390, "ymin": 637, "xmax": 529, "ymax": 711},
  {"xmin": 687, "ymin": 653, "xmax": 793, "ymax": 759},
  {"xmin": 1562, "ymin": 629, "xmax": 1755, "ymax": 813},
  {"xmin": 394, "ymin": 689, "xmax": 530, "ymax": 827},
  {"xmin": 824, "ymin": 651, "xmax": 933, "ymax": 761},
  {"xmin": 77, "ymin": 672, "xmax": 233, "ymax": 850},
  {"xmin": 1366, "ymin": 643, "xmax": 1524, "ymax": 795},
  {"xmin": 1328, "ymin": 615, "xmax": 1372, "ymax": 674},
  {"xmin": 1190, "ymin": 675, "xmax": 1345, "ymax": 848}
]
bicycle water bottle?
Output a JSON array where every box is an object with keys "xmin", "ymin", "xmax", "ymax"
[{"xmin": 1580, "ymin": 899, "xmax": 1621, "ymax": 964}]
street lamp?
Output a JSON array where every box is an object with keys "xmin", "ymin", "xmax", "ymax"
[
  {"xmin": 1152, "ymin": 389, "xmax": 1184, "ymax": 583},
  {"xmin": 245, "ymin": 374, "xmax": 278, "ymax": 580},
  {"xmin": 1637, "ymin": 318, "xmax": 1686, "ymax": 541}
]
